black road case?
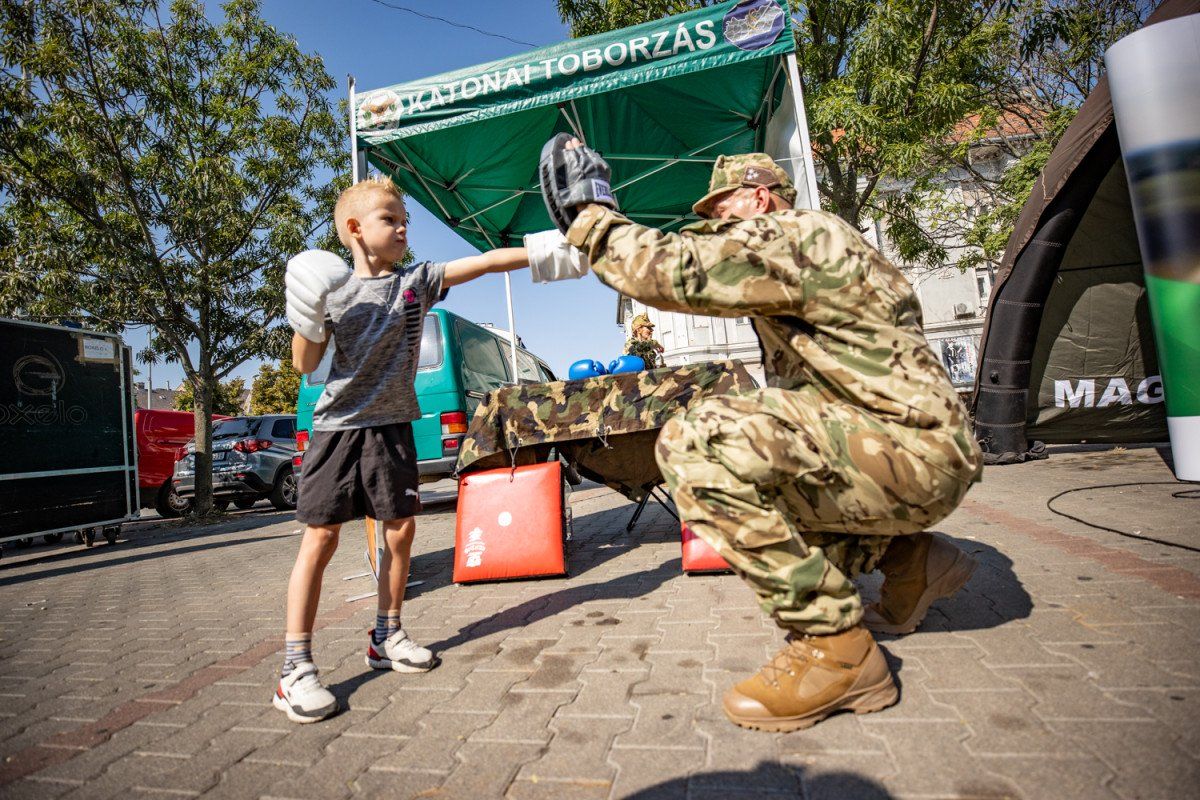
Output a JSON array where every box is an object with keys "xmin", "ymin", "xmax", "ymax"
[{"xmin": 0, "ymin": 319, "xmax": 139, "ymax": 549}]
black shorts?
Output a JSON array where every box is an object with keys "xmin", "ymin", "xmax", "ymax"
[{"xmin": 296, "ymin": 422, "xmax": 422, "ymax": 526}]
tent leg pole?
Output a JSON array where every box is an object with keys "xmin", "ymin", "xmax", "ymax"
[
  {"xmin": 504, "ymin": 272, "xmax": 518, "ymax": 382},
  {"xmin": 348, "ymin": 75, "xmax": 361, "ymax": 183},
  {"xmin": 784, "ymin": 54, "xmax": 820, "ymax": 210}
]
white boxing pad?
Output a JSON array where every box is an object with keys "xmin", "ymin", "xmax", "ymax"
[{"xmin": 285, "ymin": 250, "xmax": 352, "ymax": 342}]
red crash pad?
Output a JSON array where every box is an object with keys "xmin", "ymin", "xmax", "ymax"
[
  {"xmin": 454, "ymin": 461, "xmax": 566, "ymax": 584},
  {"xmin": 681, "ymin": 524, "xmax": 732, "ymax": 574}
]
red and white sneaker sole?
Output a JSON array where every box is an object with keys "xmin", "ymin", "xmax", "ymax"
[{"xmin": 271, "ymin": 688, "xmax": 336, "ymax": 724}]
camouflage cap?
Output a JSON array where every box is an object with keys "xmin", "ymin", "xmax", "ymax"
[
  {"xmin": 631, "ymin": 313, "xmax": 654, "ymax": 331},
  {"xmin": 691, "ymin": 153, "xmax": 797, "ymax": 218}
]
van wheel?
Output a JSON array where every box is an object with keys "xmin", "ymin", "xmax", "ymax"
[
  {"xmin": 43, "ymin": 532, "xmax": 64, "ymax": 544},
  {"xmin": 270, "ymin": 469, "xmax": 298, "ymax": 511},
  {"xmin": 214, "ymin": 499, "xmax": 230, "ymax": 512},
  {"xmin": 155, "ymin": 482, "xmax": 192, "ymax": 519}
]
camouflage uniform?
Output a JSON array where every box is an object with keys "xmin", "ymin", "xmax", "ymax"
[
  {"xmin": 566, "ymin": 154, "xmax": 983, "ymax": 635},
  {"xmin": 623, "ymin": 313, "xmax": 664, "ymax": 368},
  {"xmin": 623, "ymin": 337, "xmax": 664, "ymax": 368}
]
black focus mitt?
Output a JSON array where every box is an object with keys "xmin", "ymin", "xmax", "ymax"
[{"xmin": 538, "ymin": 133, "xmax": 619, "ymax": 234}]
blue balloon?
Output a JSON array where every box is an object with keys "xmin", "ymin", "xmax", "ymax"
[{"xmin": 609, "ymin": 355, "xmax": 646, "ymax": 374}]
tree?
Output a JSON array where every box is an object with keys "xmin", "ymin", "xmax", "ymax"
[
  {"xmin": 934, "ymin": 0, "xmax": 1153, "ymax": 273},
  {"xmin": 174, "ymin": 376, "xmax": 246, "ymax": 417},
  {"xmin": 133, "ymin": 345, "xmax": 157, "ymax": 407},
  {"xmin": 249, "ymin": 358, "xmax": 301, "ymax": 415},
  {"xmin": 558, "ymin": 1, "xmax": 1007, "ymax": 268},
  {"xmin": 0, "ymin": 0, "xmax": 344, "ymax": 513}
]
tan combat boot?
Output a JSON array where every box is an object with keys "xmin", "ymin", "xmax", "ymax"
[
  {"xmin": 863, "ymin": 533, "xmax": 977, "ymax": 636},
  {"xmin": 722, "ymin": 624, "xmax": 898, "ymax": 732}
]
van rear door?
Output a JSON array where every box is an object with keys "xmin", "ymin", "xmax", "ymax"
[{"xmin": 412, "ymin": 314, "xmax": 454, "ymax": 464}]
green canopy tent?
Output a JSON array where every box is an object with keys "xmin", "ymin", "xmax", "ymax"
[{"xmin": 349, "ymin": 0, "xmax": 818, "ymax": 375}]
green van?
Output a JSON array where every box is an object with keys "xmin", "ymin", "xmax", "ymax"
[{"xmin": 294, "ymin": 308, "xmax": 557, "ymax": 482}]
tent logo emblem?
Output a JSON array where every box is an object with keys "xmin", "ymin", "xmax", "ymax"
[{"xmin": 723, "ymin": 0, "xmax": 785, "ymax": 51}]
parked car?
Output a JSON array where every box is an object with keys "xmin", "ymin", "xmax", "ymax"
[
  {"xmin": 135, "ymin": 408, "xmax": 229, "ymax": 518},
  {"xmin": 172, "ymin": 414, "xmax": 298, "ymax": 511},
  {"xmin": 294, "ymin": 309, "xmax": 559, "ymax": 484}
]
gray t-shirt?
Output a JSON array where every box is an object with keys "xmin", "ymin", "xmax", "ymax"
[{"xmin": 313, "ymin": 261, "xmax": 447, "ymax": 431}]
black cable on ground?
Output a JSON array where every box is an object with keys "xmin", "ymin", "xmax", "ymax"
[{"xmin": 1045, "ymin": 481, "xmax": 1200, "ymax": 554}]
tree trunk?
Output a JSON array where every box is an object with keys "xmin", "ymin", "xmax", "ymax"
[{"xmin": 191, "ymin": 372, "xmax": 215, "ymax": 515}]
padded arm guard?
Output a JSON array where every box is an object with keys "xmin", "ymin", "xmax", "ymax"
[
  {"xmin": 539, "ymin": 133, "xmax": 619, "ymax": 234},
  {"xmin": 524, "ymin": 229, "xmax": 590, "ymax": 283}
]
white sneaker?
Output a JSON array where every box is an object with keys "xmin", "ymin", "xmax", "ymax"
[
  {"xmin": 366, "ymin": 628, "xmax": 440, "ymax": 673},
  {"xmin": 272, "ymin": 662, "xmax": 337, "ymax": 723}
]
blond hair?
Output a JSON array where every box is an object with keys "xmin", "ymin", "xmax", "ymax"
[{"xmin": 334, "ymin": 177, "xmax": 404, "ymax": 247}]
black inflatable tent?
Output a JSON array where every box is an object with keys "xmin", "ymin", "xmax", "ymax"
[{"xmin": 971, "ymin": 0, "xmax": 1197, "ymax": 462}]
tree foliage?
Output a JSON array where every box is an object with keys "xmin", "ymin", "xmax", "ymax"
[
  {"xmin": 556, "ymin": 0, "xmax": 1150, "ymax": 272},
  {"xmin": 0, "ymin": 0, "xmax": 344, "ymax": 511},
  {"xmin": 939, "ymin": 0, "xmax": 1152, "ymax": 273},
  {"xmin": 249, "ymin": 358, "xmax": 300, "ymax": 415},
  {"xmin": 173, "ymin": 376, "xmax": 246, "ymax": 417}
]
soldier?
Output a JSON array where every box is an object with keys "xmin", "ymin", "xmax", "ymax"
[
  {"xmin": 550, "ymin": 143, "xmax": 983, "ymax": 732},
  {"xmin": 623, "ymin": 313, "xmax": 666, "ymax": 368}
]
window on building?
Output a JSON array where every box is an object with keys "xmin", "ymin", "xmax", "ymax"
[
  {"xmin": 620, "ymin": 297, "xmax": 634, "ymax": 325},
  {"xmin": 976, "ymin": 271, "xmax": 992, "ymax": 306}
]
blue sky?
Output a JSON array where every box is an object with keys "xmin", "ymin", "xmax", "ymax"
[{"xmin": 127, "ymin": 0, "xmax": 628, "ymax": 389}]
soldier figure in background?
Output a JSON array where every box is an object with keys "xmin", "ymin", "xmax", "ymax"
[
  {"xmin": 623, "ymin": 313, "xmax": 666, "ymax": 368},
  {"xmin": 556, "ymin": 144, "xmax": 983, "ymax": 732}
]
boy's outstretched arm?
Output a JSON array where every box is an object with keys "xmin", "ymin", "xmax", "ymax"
[
  {"xmin": 292, "ymin": 332, "xmax": 328, "ymax": 375},
  {"xmin": 443, "ymin": 247, "xmax": 528, "ymax": 288}
]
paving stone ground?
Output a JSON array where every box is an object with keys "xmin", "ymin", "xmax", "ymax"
[{"xmin": 0, "ymin": 445, "xmax": 1196, "ymax": 799}]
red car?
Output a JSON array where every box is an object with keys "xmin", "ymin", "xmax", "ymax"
[{"xmin": 135, "ymin": 409, "xmax": 226, "ymax": 518}]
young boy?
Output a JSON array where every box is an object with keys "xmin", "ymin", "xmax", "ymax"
[{"xmin": 275, "ymin": 177, "xmax": 532, "ymax": 723}]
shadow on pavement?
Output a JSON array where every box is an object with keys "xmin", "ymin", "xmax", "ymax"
[
  {"xmin": 410, "ymin": 505, "xmax": 1034, "ymax": 655},
  {"xmin": 0, "ymin": 511, "xmax": 297, "ymax": 586},
  {"xmin": 426, "ymin": 557, "xmax": 680, "ymax": 655},
  {"xmin": 416, "ymin": 501, "xmax": 683, "ymax": 654},
  {"xmin": 619, "ymin": 761, "xmax": 896, "ymax": 799},
  {"xmin": 862, "ymin": 532, "xmax": 1034, "ymax": 639}
]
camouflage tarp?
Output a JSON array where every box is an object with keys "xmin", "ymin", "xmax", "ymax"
[{"xmin": 456, "ymin": 360, "xmax": 758, "ymax": 500}]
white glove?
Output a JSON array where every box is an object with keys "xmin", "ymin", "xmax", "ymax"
[
  {"xmin": 524, "ymin": 230, "xmax": 590, "ymax": 284},
  {"xmin": 285, "ymin": 250, "xmax": 353, "ymax": 343}
]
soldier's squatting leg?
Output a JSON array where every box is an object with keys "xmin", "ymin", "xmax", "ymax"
[
  {"xmin": 656, "ymin": 393, "xmax": 871, "ymax": 635},
  {"xmin": 656, "ymin": 391, "xmax": 908, "ymax": 729}
]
